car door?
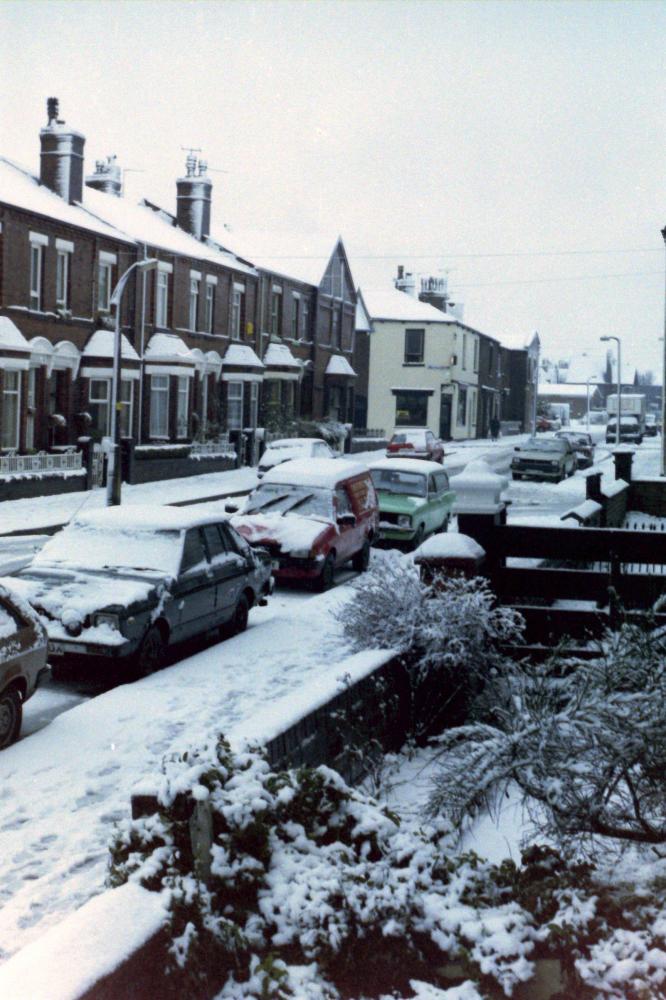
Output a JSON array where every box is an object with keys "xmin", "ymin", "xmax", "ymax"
[
  {"xmin": 212, "ymin": 523, "xmax": 251, "ymax": 621},
  {"xmin": 426, "ymin": 474, "xmax": 441, "ymax": 534},
  {"xmin": 334, "ymin": 485, "xmax": 358, "ymax": 564},
  {"xmin": 434, "ymin": 470, "xmax": 454, "ymax": 525},
  {"xmin": 171, "ymin": 527, "xmax": 216, "ymax": 641}
]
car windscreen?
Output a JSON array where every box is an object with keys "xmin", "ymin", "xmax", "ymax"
[
  {"xmin": 370, "ymin": 469, "xmax": 427, "ymax": 498},
  {"xmin": 522, "ymin": 439, "xmax": 566, "ymax": 452},
  {"xmin": 32, "ymin": 524, "xmax": 183, "ymax": 576},
  {"xmin": 390, "ymin": 432, "xmax": 424, "ymax": 445},
  {"xmin": 0, "ymin": 601, "xmax": 19, "ymax": 640},
  {"xmin": 245, "ymin": 483, "xmax": 335, "ymax": 520}
]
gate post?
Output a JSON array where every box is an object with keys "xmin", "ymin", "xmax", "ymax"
[
  {"xmin": 77, "ymin": 436, "xmax": 93, "ymax": 491},
  {"xmin": 451, "ymin": 459, "xmax": 508, "ymax": 589}
]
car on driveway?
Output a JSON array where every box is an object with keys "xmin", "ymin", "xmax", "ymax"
[
  {"xmin": 0, "ymin": 584, "xmax": 49, "ymax": 748},
  {"xmin": 258, "ymin": 437, "xmax": 336, "ymax": 478},
  {"xmin": 229, "ymin": 459, "xmax": 379, "ymax": 590},
  {"xmin": 369, "ymin": 458, "xmax": 455, "ymax": 549},
  {"xmin": 555, "ymin": 430, "xmax": 595, "ymax": 469},
  {"xmin": 386, "ymin": 429, "xmax": 445, "ymax": 463},
  {"xmin": 511, "ymin": 436, "xmax": 577, "ymax": 482},
  {"xmin": 0, "ymin": 506, "xmax": 273, "ymax": 678}
]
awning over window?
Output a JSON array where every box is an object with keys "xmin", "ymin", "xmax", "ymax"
[
  {"xmin": 0, "ymin": 317, "xmax": 32, "ymax": 370},
  {"xmin": 144, "ymin": 333, "xmax": 196, "ymax": 378},
  {"xmin": 81, "ymin": 328, "xmax": 141, "ymax": 380},
  {"xmin": 325, "ymin": 354, "xmax": 356, "ymax": 378},
  {"xmin": 263, "ymin": 342, "xmax": 301, "ymax": 381},
  {"xmin": 221, "ymin": 343, "xmax": 265, "ymax": 383}
]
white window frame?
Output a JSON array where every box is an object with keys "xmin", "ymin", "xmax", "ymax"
[
  {"xmin": 204, "ymin": 279, "xmax": 216, "ymax": 334},
  {"xmin": 249, "ymin": 381, "xmax": 259, "ymax": 428},
  {"xmin": 2, "ymin": 370, "xmax": 21, "ymax": 450},
  {"xmin": 189, "ymin": 274, "xmax": 200, "ymax": 331},
  {"xmin": 30, "ymin": 243, "xmax": 43, "ymax": 311},
  {"xmin": 473, "ymin": 337, "xmax": 479, "ymax": 373},
  {"xmin": 119, "ymin": 379, "xmax": 134, "ymax": 438},
  {"xmin": 176, "ymin": 376, "xmax": 189, "ymax": 439},
  {"xmin": 270, "ymin": 287, "xmax": 282, "ymax": 337},
  {"xmin": 155, "ymin": 269, "xmax": 170, "ymax": 328},
  {"xmin": 227, "ymin": 381, "xmax": 243, "ymax": 430},
  {"xmin": 56, "ymin": 249, "xmax": 70, "ymax": 309},
  {"xmin": 89, "ymin": 377, "xmax": 111, "ymax": 437},
  {"xmin": 302, "ymin": 299, "xmax": 310, "ymax": 341},
  {"xmin": 98, "ymin": 261, "xmax": 113, "ymax": 313},
  {"xmin": 150, "ymin": 374, "xmax": 170, "ymax": 439},
  {"xmin": 291, "ymin": 293, "xmax": 300, "ymax": 339}
]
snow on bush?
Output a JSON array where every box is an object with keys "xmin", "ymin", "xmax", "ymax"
[
  {"xmin": 339, "ymin": 553, "xmax": 523, "ymax": 737},
  {"xmin": 427, "ymin": 620, "xmax": 666, "ymax": 857}
]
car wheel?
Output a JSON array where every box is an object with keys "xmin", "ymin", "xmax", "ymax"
[
  {"xmin": 226, "ymin": 594, "xmax": 249, "ymax": 637},
  {"xmin": 352, "ymin": 540, "xmax": 370, "ymax": 573},
  {"xmin": 316, "ymin": 554, "xmax": 336, "ymax": 592},
  {"xmin": 0, "ymin": 687, "xmax": 21, "ymax": 749},
  {"xmin": 411, "ymin": 524, "xmax": 425, "ymax": 551},
  {"xmin": 135, "ymin": 625, "xmax": 166, "ymax": 678}
]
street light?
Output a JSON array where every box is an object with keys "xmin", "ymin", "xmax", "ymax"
[
  {"xmin": 600, "ymin": 335, "xmax": 621, "ymax": 447},
  {"xmin": 107, "ymin": 258, "xmax": 159, "ymax": 505},
  {"xmin": 660, "ymin": 226, "xmax": 666, "ymax": 476}
]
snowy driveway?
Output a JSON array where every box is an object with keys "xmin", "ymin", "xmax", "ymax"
[{"xmin": 0, "ymin": 581, "xmax": 354, "ymax": 963}]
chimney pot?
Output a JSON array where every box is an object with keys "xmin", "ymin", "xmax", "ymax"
[{"xmin": 177, "ymin": 153, "xmax": 212, "ymax": 241}]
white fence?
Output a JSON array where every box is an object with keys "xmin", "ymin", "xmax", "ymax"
[
  {"xmin": 190, "ymin": 435, "xmax": 235, "ymax": 458},
  {"xmin": 0, "ymin": 450, "xmax": 83, "ymax": 477}
]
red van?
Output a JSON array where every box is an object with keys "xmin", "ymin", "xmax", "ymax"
[{"xmin": 229, "ymin": 459, "xmax": 379, "ymax": 590}]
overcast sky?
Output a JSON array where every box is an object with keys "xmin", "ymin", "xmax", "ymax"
[{"xmin": 2, "ymin": 0, "xmax": 665, "ymax": 378}]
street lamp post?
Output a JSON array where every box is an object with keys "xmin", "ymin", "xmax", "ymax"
[
  {"xmin": 106, "ymin": 258, "xmax": 159, "ymax": 506},
  {"xmin": 660, "ymin": 227, "xmax": 666, "ymax": 476},
  {"xmin": 600, "ymin": 335, "xmax": 621, "ymax": 447}
]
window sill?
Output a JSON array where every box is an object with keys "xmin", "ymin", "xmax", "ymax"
[{"xmin": 403, "ymin": 362, "xmax": 425, "ymax": 367}]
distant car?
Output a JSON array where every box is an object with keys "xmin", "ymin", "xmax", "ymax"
[
  {"xmin": 536, "ymin": 415, "xmax": 562, "ymax": 432},
  {"xmin": 0, "ymin": 584, "xmax": 49, "ymax": 748},
  {"xmin": 511, "ymin": 436, "xmax": 577, "ymax": 482},
  {"xmin": 645, "ymin": 413, "xmax": 659, "ymax": 437},
  {"xmin": 555, "ymin": 430, "xmax": 595, "ymax": 469},
  {"xmin": 386, "ymin": 429, "xmax": 445, "ymax": 464},
  {"xmin": 0, "ymin": 507, "xmax": 274, "ymax": 678},
  {"xmin": 369, "ymin": 458, "xmax": 455, "ymax": 550},
  {"xmin": 230, "ymin": 459, "xmax": 379, "ymax": 591},
  {"xmin": 257, "ymin": 438, "xmax": 336, "ymax": 478},
  {"xmin": 606, "ymin": 416, "xmax": 643, "ymax": 445}
]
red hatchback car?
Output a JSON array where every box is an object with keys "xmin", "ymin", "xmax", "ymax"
[
  {"xmin": 386, "ymin": 429, "xmax": 445, "ymax": 464},
  {"xmin": 230, "ymin": 459, "xmax": 379, "ymax": 590}
]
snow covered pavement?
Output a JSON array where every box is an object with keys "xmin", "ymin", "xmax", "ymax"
[{"xmin": 0, "ymin": 580, "xmax": 358, "ymax": 963}]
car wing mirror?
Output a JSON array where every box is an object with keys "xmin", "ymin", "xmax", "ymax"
[{"xmin": 225, "ymin": 500, "xmax": 239, "ymax": 514}]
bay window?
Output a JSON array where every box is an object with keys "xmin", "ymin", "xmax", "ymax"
[
  {"xmin": 227, "ymin": 381, "xmax": 243, "ymax": 430},
  {"xmin": 1, "ymin": 371, "xmax": 21, "ymax": 450},
  {"xmin": 150, "ymin": 374, "xmax": 169, "ymax": 438},
  {"xmin": 176, "ymin": 376, "xmax": 189, "ymax": 439}
]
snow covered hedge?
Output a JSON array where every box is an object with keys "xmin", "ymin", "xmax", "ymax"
[{"xmin": 107, "ymin": 736, "xmax": 666, "ymax": 999}]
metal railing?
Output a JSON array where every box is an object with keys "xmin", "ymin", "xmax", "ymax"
[
  {"xmin": 190, "ymin": 435, "xmax": 235, "ymax": 457},
  {"xmin": 0, "ymin": 449, "xmax": 83, "ymax": 476}
]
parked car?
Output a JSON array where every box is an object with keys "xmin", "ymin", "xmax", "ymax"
[
  {"xmin": 555, "ymin": 430, "xmax": 595, "ymax": 469},
  {"xmin": 258, "ymin": 438, "xmax": 336, "ymax": 478},
  {"xmin": 0, "ymin": 584, "xmax": 50, "ymax": 748},
  {"xmin": 536, "ymin": 415, "xmax": 562, "ymax": 432},
  {"xmin": 229, "ymin": 458, "xmax": 379, "ymax": 590},
  {"xmin": 386, "ymin": 429, "xmax": 445, "ymax": 463},
  {"xmin": 645, "ymin": 413, "xmax": 659, "ymax": 436},
  {"xmin": 369, "ymin": 458, "xmax": 455, "ymax": 550},
  {"xmin": 606, "ymin": 416, "xmax": 643, "ymax": 445},
  {"xmin": 511, "ymin": 437, "xmax": 577, "ymax": 482},
  {"xmin": 0, "ymin": 506, "xmax": 274, "ymax": 678}
]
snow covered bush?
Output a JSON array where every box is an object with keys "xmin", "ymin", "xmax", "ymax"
[
  {"xmin": 428, "ymin": 620, "xmax": 666, "ymax": 857},
  {"xmin": 340, "ymin": 553, "xmax": 523, "ymax": 738}
]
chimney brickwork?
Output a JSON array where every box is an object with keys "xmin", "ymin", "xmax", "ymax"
[
  {"xmin": 176, "ymin": 153, "xmax": 212, "ymax": 241},
  {"xmin": 39, "ymin": 98, "xmax": 85, "ymax": 204}
]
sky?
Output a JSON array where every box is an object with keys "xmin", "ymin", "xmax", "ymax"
[{"xmin": 1, "ymin": 0, "xmax": 665, "ymax": 379}]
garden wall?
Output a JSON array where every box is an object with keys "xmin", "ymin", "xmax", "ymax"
[{"xmin": 0, "ymin": 471, "xmax": 87, "ymax": 502}]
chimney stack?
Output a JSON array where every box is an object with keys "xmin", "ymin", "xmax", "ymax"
[
  {"xmin": 394, "ymin": 266, "xmax": 416, "ymax": 298},
  {"xmin": 176, "ymin": 152, "xmax": 212, "ymax": 241},
  {"xmin": 39, "ymin": 98, "xmax": 85, "ymax": 204},
  {"xmin": 86, "ymin": 155, "xmax": 122, "ymax": 197}
]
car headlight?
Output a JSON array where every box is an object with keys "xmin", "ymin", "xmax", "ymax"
[
  {"xmin": 93, "ymin": 612, "xmax": 121, "ymax": 630},
  {"xmin": 397, "ymin": 515, "xmax": 412, "ymax": 528}
]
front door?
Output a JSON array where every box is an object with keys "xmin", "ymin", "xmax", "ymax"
[{"xmin": 439, "ymin": 393, "xmax": 452, "ymax": 440}]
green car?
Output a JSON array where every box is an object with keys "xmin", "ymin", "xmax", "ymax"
[{"xmin": 369, "ymin": 458, "xmax": 456, "ymax": 549}]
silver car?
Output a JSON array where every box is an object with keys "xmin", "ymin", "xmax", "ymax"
[{"xmin": 0, "ymin": 584, "xmax": 49, "ymax": 748}]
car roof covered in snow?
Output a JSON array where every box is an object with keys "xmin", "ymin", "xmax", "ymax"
[
  {"xmin": 70, "ymin": 505, "xmax": 229, "ymax": 532},
  {"xmin": 264, "ymin": 438, "xmax": 327, "ymax": 449},
  {"xmin": 261, "ymin": 458, "xmax": 368, "ymax": 489},
  {"xmin": 369, "ymin": 458, "xmax": 445, "ymax": 476}
]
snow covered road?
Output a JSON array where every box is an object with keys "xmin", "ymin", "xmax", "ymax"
[{"xmin": 0, "ymin": 579, "xmax": 356, "ymax": 963}]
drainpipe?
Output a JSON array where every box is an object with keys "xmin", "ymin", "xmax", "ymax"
[{"xmin": 138, "ymin": 243, "xmax": 148, "ymax": 443}]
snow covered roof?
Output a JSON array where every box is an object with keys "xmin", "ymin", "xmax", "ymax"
[
  {"xmin": 213, "ymin": 228, "xmax": 341, "ymax": 287},
  {"xmin": 564, "ymin": 355, "xmax": 608, "ymax": 384},
  {"xmin": 144, "ymin": 333, "xmax": 195, "ymax": 365},
  {"xmin": 82, "ymin": 329, "xmax": 140, "ymax": 361},
  {"xmin": 73, "ymin": 505, "xmax": 228, "ymax": 532},
  {"xmin": 369, "ymin": 457, "xmax": 444, "ymax": 475},
  {"xmin": 360, "ymin": 285, "xmax": 457, "ymax": 323},
  {"xmin": 501, "ymin": 330, "xmax": 539, "ymax": 351},
  {"xmin": 82, "ymin": 186, "xmax": 257, "ymax": 276},
  {"xmin": 222, "ymin": 343, "xmax": 264, "ymax": 369},
  {"xmin": 538, "ymin": 383, "xmax": 594, "ymax": 399},
  {"xmin": 262, "ymin": 458, "xmax": 368, "ymax": 489},
  {"xmin": 0, "ymin": 157, "xmax": 132, "ymax": 242},
  {"xmin": 0, "ymin": 317, "xmax": 31, "ymax": 353},
  {"xmin": 325, "ymin": 355, "xmax": 356, "ymax": 377},
  {"xmin": 355, "ymin": 290, "xmax": 372, "ymax": 333},
  {"xmin": 264, "ymin": 342, "xmax": 300, "ymax": 369}
]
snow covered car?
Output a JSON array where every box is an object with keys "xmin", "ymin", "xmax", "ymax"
[
  {"xmin": 645, "ymin": 413, "xmax": 659, "ymax": 436},
  {"xmin": 369, "ymin": 458, "xmax": 455, "ymax": 549},
  {"xmin": 0, "ymin": 506, "xmax": 273, "ymax": 677},
  {"xmin": 257, "ymin": 438, "xmax": 336, "ymax": 478},
  {"xmin": 606, "ymin": 416, "xmax": 643, "ymax": 444},
  {"xmin": 0, "ymin": 584, "xmax": 49, "ymax": 748},
  {"xmin": 386, "ymin": 429, "xmax": 445, "ymax": 464},
  {"xmin": 229, "ymin": 459, "xmax": 379, "ymax": 590},
  {"xmin": 511, "ymin": 437, "xmax": 577, "ymax": 482},
  {"xmin": 555, "ymin": 430, "xmax": 595, "ymax": 469}
]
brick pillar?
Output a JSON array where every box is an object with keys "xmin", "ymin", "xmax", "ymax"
[
  {"xmin": 613, "ymin": 449, "xmax": 634, "ymax": 483},
  {"xmin": 77, "ymin": 436, "xmax": 94, "ymax": 491}
]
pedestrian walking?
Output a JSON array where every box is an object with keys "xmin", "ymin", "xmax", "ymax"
[{"xmin": 489, "ymin": 416, "xmax": 500, "ymax": 441}]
